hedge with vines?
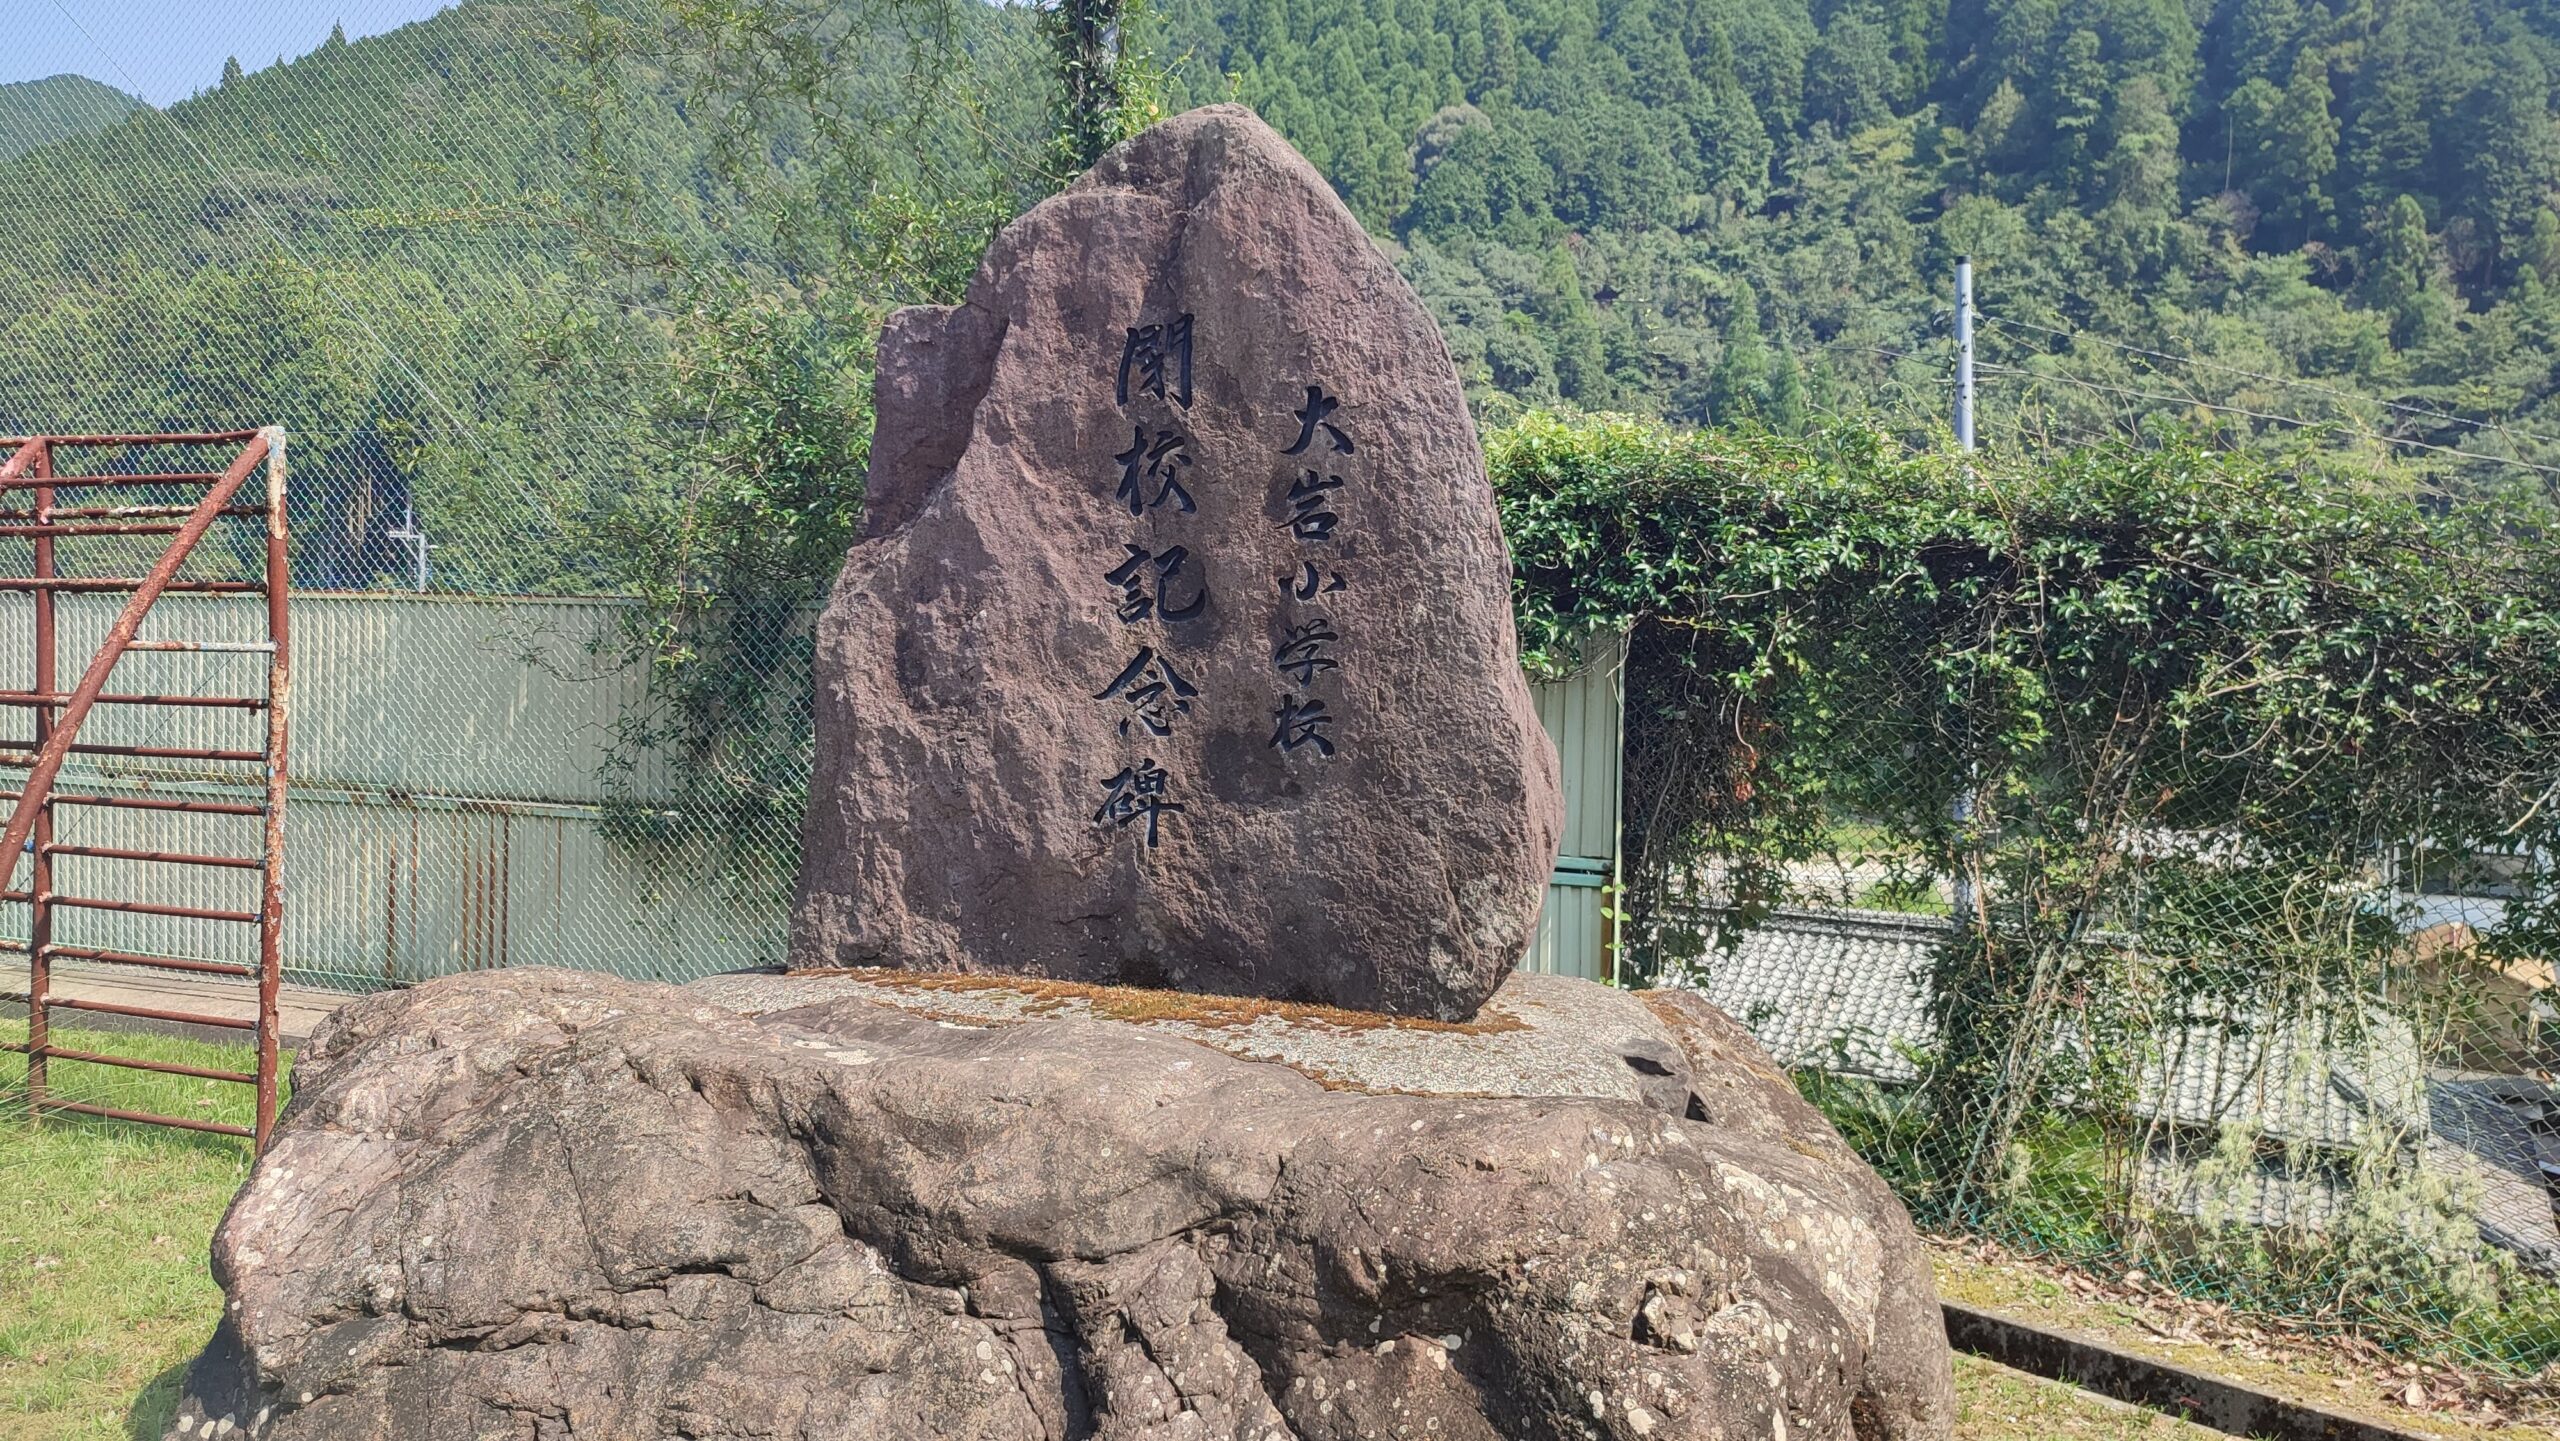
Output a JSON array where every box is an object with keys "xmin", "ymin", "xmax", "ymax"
[{"xmin": 1491, "ymin": 411, "xmax": 2560, "ymax": 1276}]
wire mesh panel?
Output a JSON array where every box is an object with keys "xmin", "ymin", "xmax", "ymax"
[
  {"xmin": 0, "ymin": 591, "xmax": 788, "ymax": 985},
  {"xmin": 1627, "ymin": 583, "xmax": 2560, "ymax": 1355},
  {"xmin": 0, "ymin": 1, "xmax": 873, "ymax": 1002},
  {"xmin": 0, "ymin": 3, "xmax": 883, "ymax": 1167},
  {"xmin": 1546, "ymin": 442, "xmax": 2560, "ymax": 1378}
]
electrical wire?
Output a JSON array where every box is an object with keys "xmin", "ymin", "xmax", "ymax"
[
  {"xmin": 1976, "ymin": 362, "xmax": 2560, "ymax": 480},
  {"xmin": 1975, "ymin": 319, "xmax": 2148, "ymax": 441},
  {"xmin": 1980, "ymin": 312, "xmax": 2560, "ymax": 453}
]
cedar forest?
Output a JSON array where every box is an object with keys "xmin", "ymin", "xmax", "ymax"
[{"xmin": 5, "ymin": 0, "xmax": 2560, "ymax": 575}]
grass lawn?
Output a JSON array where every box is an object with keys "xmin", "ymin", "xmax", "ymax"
[
  {"xmin": 0, "ymin": 1021, "xmax": 276, "ymax": 1441},
  {"xmin": 1934, "ymin": 1243, "xmax": 2558, "ymax": 1441},
  {"xmin": 1956, "ymin": 1355, "xmax": 2216, "ymax": 1441},
  {"xmin": 2, "ymin": 1022, "xmax": 2219, "ymax": 1441}
]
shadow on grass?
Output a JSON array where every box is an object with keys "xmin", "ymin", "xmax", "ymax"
[
  {"xmin": 125, "ymin": 1358, "xmax": 189, "ymax": 1441},
  {"xmin": 8, "ymin": 1108, "xmax": 265, "ymax": 1162}
]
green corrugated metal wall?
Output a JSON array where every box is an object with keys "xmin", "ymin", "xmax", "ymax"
[
  {"xmin": 2, "ymin": 596, "xmax": 1625, "ymax": 988},
  {"xmin": 1521, "ymin": 636, "xmax": 1625, "ymax": 983}
]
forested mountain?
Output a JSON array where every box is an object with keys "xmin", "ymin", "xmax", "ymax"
[
  {"xmin": 3, "ymin": 0, "xmax": 2557, "ymax": 604},
  {"xmin": 0, "ymin": 4, "xmax": 761, "ymax": 592},
  {"xmin": 1152, "ymin": 0, "xmax": 2560, "ymax": 495},
  {"xmin": 0, "ymin": 73, "xmax": 145, "ymax": 162}
]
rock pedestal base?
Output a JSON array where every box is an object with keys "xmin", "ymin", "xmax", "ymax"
[{"xmin": 168, "ymin": 969, "xmax": 1955, "ymax": 1441}]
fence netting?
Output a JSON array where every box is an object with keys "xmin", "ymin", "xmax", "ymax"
[
  {"xmin": 0, "ymin": 0, "xmax": 1046, "ymax": 1013},
  {"xmin": 0, "ymin": 0, "xmax": 957, "ymax": 1173},
  {"xmin": 1613, "ymin": 602, "xmax": 2560, "ymax": 1378},
  {"xmin": 4, "ymin": 0, "xmax": 2560, "ymax": 1394}
]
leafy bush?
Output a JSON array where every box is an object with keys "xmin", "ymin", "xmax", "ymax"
[
  {"xmin": 1491, "ymin": 405, "xmax": 2557, "ymax": 987},
  {"xmin": 1495, "ymin": 410, "xmax": 2560, "ymax": 1367}
]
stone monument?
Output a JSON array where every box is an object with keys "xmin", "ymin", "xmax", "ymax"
[
  {"xmin": 792, "ymin": 104, "xmax": 1563, "ymax": 1020},
  {"xmin": 160, "ymin": 109, "xmax": 1958, "ymax": 1441}
]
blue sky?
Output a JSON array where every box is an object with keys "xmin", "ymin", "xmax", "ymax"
[{"xmin": 4, "ymin": 0, "xmax": 456, "ymax": 106}]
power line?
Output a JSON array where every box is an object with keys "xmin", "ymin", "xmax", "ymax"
[
  {"xmin": 1976, "ymin": 362, "xmax": 2560, "ymax": 480},
  {"xmin": 1812, "ymin": 335, "xmax": 1950, "ymax": 372},
  {"xmin": 1978, "ymin": 318, "xmax": 2148, "ymax": 439},
  {"xmin": 1980, "ymin": 313, "xmax": 2560, "ymax": 453}
]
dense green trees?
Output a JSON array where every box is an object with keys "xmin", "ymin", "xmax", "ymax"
[
  {"xmin": 7, "ymin": 0, "xmax": 2560, "ymax": 585},
  {"xmin": 1490, "ymin": 409, "xmax": 2560, "ymax": 1361},
  {"xmin": 0, "ymin": 74, "xmax": 143, "ymax": 162},
  {"xmin": 1133, "ymin": 0, "xmax": 2560, "ymax": 496},
  {"xmin": 1491, "ymin": 406, "xmax": 2560, "ymax": 979}
]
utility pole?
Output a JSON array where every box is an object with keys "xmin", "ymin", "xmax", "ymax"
[
  {"xmin": 1954, "ymin": 255, "xmax": 1976, "ymax": 453},
  {"xmin": 1950, "ymin": 256, "xmax": 1979, "ymax": 927}
]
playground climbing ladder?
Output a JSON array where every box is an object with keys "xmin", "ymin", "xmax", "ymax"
[{"xmin": 0, "ymin": 428, "xmax": 291, "ymax": 1151}]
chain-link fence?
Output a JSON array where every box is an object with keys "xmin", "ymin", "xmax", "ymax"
[
  {"xmin": 0, "ymin": 0, "xmax": 1047, "ymax": 1021},
  {"xmin": 1486, "ymin": 405, "xmax": 2560, "ymax": 1375},
  {"xmin": 0, "ymin": 0, "xmax": 943, "ymax": 1158},
  {"xmin": 1611, "ymin": 587, "xmax": 2560, "ymax": 1376},
  {"xmin": 8, "ymin": 0, "xmax": 2560, "ymax": 1393}
]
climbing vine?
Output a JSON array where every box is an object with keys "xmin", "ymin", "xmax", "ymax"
[{"xmin": 1491, "ymin": 410, "xmax": 2560, "ymax": 1241}]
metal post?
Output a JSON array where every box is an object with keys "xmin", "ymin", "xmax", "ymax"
[
  {"xmin": 255, "ymin": 429, "xmax": 289, "ymax": 1152},
  {"xmin": 26, "ymin": 441, "xmax": 51, "ymax": 1120},
  {"xmin": 388, "ymin": 503, "xmax": 431, "ymax": 593},
  {"xmin": 1951, "ymin": 257, "xmax": 1979, "ymax": 927}
]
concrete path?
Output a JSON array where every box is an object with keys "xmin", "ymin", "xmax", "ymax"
[{"xmin": 9, "ymin": 960, "xmax": 363, "ymax": 1045}]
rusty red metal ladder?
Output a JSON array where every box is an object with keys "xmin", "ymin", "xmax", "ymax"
[{"xmin": 0, "ymin": 428, "xmax": 292, "ymax": 1151}]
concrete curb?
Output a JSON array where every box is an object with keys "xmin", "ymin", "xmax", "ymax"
[{"xmin": 1944, "ymin": 1302, "xmax": 2444, "ymax": 1441}]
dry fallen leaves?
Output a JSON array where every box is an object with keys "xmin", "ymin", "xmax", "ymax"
[{"xmin": 1933, "ymin": 1234, "xmax": 2560, "ymax": 1429}]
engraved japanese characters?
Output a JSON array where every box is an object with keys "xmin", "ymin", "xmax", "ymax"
[{"xmin": 791, "ymin": 106, "xmax": 1562, "ymax": 1020}]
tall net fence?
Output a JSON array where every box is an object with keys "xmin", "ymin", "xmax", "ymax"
[
  {"xmin": 9, "ymin": 0, "xmax": 2560, "ymax": 1393},
  {"xmin": 0, "ymin": 0, "xmax": 1053, "ymax": 1019},
  {"xmin": 0, "ymin": 0, "xmax": 1057, "ymax": 1155},
  {"xmin": 1596, "ymin": 531, "xmax": 2560, "ymax": 1377}
]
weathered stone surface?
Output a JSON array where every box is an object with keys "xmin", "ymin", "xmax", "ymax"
[
  {"xmin": 169, "ymin": 968, "xmax": 1956, "ymax": 1441},
  {"xmin": 792, "ymin": 104, "xmax": 1563, "ymax": 1020},
  {"xmin": 699, "ymin": 968, "xmax": 1702, "ymax": 1106}
]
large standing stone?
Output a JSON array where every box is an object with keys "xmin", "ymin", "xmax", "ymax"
[{"xmin": 792, "ymin": 104, "xmax": 1563, "ymax": 1020}]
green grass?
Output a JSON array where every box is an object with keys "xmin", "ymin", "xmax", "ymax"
[
  {"xmin": 0, "ymin": 1021, "xmax": 280, "ymax": 1441},
  {"xmin": 1953, "ymin": 1355, "xmax": 2213, "ymax": 1441},
  {"xmin": 1855, "ymin": 875, "xmax": 1956, "ymax": 916},
  {"xmin": 1802, "ymin": 1068, "xmax": 2560, "ymax": 1379}
]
